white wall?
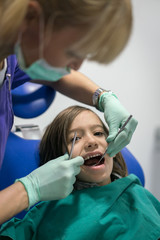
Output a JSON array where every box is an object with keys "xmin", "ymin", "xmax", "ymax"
[{"xmin": 14, "ymin": 0, "xmax": 160, "ymax": 198}]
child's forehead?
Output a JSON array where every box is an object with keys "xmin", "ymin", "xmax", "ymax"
[
  {"xmin": 74, "ymin": 110, "xmax": 100, "ymax": 121},
  {"xmin": 69, "ymin": 111, "xmax": 103, "ymax": 132},
  {"xmin": 71, "ymin": 111, "xmax": 102, "ymax": 126}
]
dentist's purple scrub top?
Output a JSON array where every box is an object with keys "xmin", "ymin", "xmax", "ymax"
[{"xmin": 0, "ymin": 55, "xmax": 31, "ymax": 167}]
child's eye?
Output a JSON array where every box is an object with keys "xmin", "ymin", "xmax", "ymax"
[
  {"xmin": 71, "ymin": 136, "xmax": 80, "ymax": 142},
  {"xmin": 94, "ymin": 131, "xmax": 105, "ymax": 136}
]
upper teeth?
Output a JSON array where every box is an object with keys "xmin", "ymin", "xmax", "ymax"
[{"xmin": 84, "ymin": 154, "xmax": 101, "ymax": 161}]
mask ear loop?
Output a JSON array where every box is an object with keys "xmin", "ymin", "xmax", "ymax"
[
  {"xmin": 39, "ymin": 14, "xmax": 55, "ymax": 61},
  {"xmin": 39, "ymin": 14, "xmax": 45, "ymax": 60},
  {"xmin": 14, "ymin": 31, "xmax": 26, "ymax": 69}
]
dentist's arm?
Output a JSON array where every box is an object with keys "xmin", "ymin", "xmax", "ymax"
[
  {"xmin": 0, "ymin": 154, "xmax": 83, "ymax": 224},
  {"xmin": 36, "ymin": 70, "xmax": 138, "ymax": 156},
  {"xmin": 59, "ymin": 71, "xmax": 138, "ymax": 155},
  {"xmin": 0, "ymin": 182, "xmax": 28, "ymax": 224},
  {"xmin": 33, "ymin": 69, "xmax": 98, "ymax": 105}
]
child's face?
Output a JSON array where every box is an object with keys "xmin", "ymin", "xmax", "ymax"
[{"xmin": 67, "ymin": 110, "xmax": 113, "ymax": 186}]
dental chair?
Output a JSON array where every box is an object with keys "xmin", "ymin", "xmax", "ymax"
[
  {"xmin": 12, "ymin": 81, "xmax": 56, "ymax": 119},
  {"xmin": 12, "ymin": 81, "xmax": 56, "ymax": 139},
  {"xmin": 0, "ymin": 81, "xmax": 145, "ymax": 220}
]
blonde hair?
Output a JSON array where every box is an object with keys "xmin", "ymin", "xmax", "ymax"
[
  {"xmin": 0, "ymin": 0, "xmax": 132, "ymax": 64},
  {"xmin": 37, "ymin": 0, "xmax": 133, "ymax": 63},
  {"xmin": 0, "ymin": 0, "xmax": 28, "ymax": 58}
]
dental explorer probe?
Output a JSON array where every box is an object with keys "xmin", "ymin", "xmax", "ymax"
[
  {"xmin": 93, "ymin": 115, "xmax": 133, "ymax": 166},
  {"xmin": 69, "ymin": 132, "xmax": 77, "ymax": 160}
]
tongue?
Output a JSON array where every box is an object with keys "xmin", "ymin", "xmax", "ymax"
[{"xmin": 84, "ymin": 157, "xmax": 100, "ymax": 166}]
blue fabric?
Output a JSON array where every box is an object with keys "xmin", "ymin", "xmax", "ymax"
[
  {"xmin": 0, "ymin": 55, "xmax": 31, "ymax": 167},
  {"xmin": 0, "ymin": 133, "xmax": 40, "ymax": 219},
  {"xmin": 12, "ymin": 82, "xmax": 56, "ymax": 118},
  {"xmin": 121, "ymin": 148, "xmax": 145, "ymax": 186},
  {"xmin": 0, "ymin": 175, "xmax": 160, "ymax": 240}
]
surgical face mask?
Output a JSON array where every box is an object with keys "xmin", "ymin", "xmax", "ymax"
[
  {"xmin": 14, "ymin": 42, "xmax": 70, "ymax": 81},
  {"xmin": 14, "ymin": 15, "xmax": 70, "ymax": 81}
]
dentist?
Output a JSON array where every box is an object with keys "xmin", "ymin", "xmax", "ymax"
[{"xmin": 0, "ymin": 0, "xmax": 137, "ymax": 224}]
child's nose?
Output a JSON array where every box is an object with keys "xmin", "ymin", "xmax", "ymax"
[{"xmin": 85, "ymin": 137, "xmax": 98, "ymax": 150}]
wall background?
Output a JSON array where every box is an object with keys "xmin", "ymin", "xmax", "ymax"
[{"xmin": 14, "ymin": 0, "xmax": 160, "ymax": 199}]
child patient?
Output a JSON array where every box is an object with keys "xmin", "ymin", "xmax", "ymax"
[
  {"xmin": 0, "ymin": 106, "xmax": 160, "ymax": 240},
  {"xmin": 39, "ymin": 105, "xmax": 128, "ymax": 187}
]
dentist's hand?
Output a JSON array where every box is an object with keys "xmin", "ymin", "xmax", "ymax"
[
  {"xmin": 16, "ymin": 154, "xmax": 84, "ymax": 208},
  {"xmin": 99, "ymin": 92, "xmax": 138, "ymax": 157}
]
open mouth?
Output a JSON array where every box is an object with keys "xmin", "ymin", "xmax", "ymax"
[{"xmin": 84, "ymin": 155, "xmax": 104, "ymax": 166}]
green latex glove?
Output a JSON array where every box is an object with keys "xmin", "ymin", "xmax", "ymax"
[
  {"xmin": 16, "ymin": 154, "xmax": 84, "ymax": 208},
  {"xmin": 99, "ymin": 92, "xmax": 138, "ymax": 157}
]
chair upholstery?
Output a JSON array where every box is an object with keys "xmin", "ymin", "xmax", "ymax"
[
  {"xmin": 0, "ymin": 133, "xmax": 40, "ymax": 219},
  {"xmin": 121, "ymin": 148, "xmax": 145, "ymax": 186},
  {"xmin": 12, "ymin": 82, "xmax": 56, "ymax": 118}
]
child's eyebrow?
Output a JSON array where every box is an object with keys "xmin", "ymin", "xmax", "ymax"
[
  {"xmin": 68, "ymin": 128, "xmax": 82, "ymax": 135},
  {"xmin": 68, "ymin": 124, "xmax": 104, "ymax": 134},
  {"xmin": 91, "ymin": 125, "xmax": 104, "ymax": 130}
]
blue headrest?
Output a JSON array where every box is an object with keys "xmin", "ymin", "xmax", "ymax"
[
  {"xmin": 121, "ymin": 148, "xmax": 145, "ymax": 186},
  {"xmin": 12, "ymin": 82, "xmax": 56, "ymax": 118},
  {"xmin": 0, "ymin": 133, "xmax": 40, "ymax": 188}
]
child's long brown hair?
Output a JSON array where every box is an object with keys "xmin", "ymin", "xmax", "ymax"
[{"xmin": 39, "ymin": 105, "xmax": 128, "ymax": 178}]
